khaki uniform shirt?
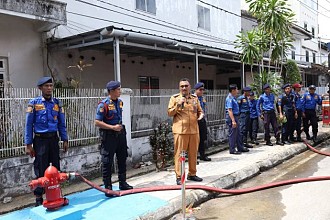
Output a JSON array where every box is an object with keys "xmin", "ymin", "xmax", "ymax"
[{"xmin": 168, "ymin": 93, "xmax": 203, "ymax": 134}]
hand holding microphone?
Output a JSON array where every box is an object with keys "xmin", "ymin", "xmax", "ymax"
[{"xmin": 179, "ymin": 96, "xmax": 186, "ymax": 109}]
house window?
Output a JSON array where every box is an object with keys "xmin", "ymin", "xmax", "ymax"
[
  {"xmin": 305, "ymin": 50, "xmax": 309, "ymax": 62},
  {"xmin": 304, "ymin": 22, "xmax": 307, "ymax": 30},
  {"xmin": 138, "ymin": 76, "xmax": 160, "ymax": 104},
  {"xmin": 312, "ymin": 27, "xmax": 315, "ymax": 38},
  {"xmin": 197, "ymin": 5, "xmax": 210, "ymax": 31},
  {"xmin": 291, "ymin": 50, "xmax": 296, "ymax": 60},
  {"xmin": 313, "ymin": 53, "xmax": 316, "ymax": 63},
  {"xmin": 200, "ymin": 79, "xmax": 214, "ymax": 90},
  {"xmin": 136, "ymin": 0, "xmax": 156, "ymax": 14}
]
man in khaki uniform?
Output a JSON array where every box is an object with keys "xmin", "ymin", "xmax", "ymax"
[{"xmin": 168, "ymin": 78, "xmax": 204, "ymax": 185}]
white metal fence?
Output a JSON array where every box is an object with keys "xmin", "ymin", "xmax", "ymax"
[
  {"xmin": 130, "ymin": 89, "xmax": 228, "ymax": 135},
  {"xmin": 0, "ymin": 88, "xmax": 105, "ymax": 158}
]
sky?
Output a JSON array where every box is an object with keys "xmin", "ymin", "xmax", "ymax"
[{"xmin": 318, "ymin": 0, "xmax": 330, "ymax": 43}]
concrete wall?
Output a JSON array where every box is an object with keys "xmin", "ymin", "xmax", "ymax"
[
  {"xmin": 0, "ymin": 14, "xmax": 44, "ymax": 88},
  {"xmin": 54, "ymin": 0, "xmax": 241, "ymax": 52},
  {"xmin": 49, "ymin": 49, "xmax": 218, "ymax": 89}
]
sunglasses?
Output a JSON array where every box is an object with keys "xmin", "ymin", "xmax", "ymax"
[{"xmin": 180, "ymin": 85, "xmax": 189, "ymax": 88}]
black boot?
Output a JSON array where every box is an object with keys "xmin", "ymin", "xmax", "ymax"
[
  {"xmin": 118, "ymin": 174, "xmax": 133, "ymax": 190},
  {"xmin": 276, "ymin": 138, "xmax": 284, "ymax": 146},
  {"xmin": 312, "ymin": 133, "xmax": 317, "ymax": 143},
  {"xmin": 306, "ymin": 133, "xmax": 311, "ymax": 140},
  {"xmin": 103, "ymin": 178, "xmax": 114, "ymax": 197},
  {"xmin": 35, "ymin": 197, "xmax": 43, "ymax": 207},
  {"xmin": 266, "ymin": 140, "xmax": 273, "ymax": 146}
]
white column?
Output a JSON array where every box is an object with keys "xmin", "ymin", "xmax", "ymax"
[
  {"xmin": 113, "ymin": 37, "xmax": 121, "ymax": 82},
  {"xmin": 120, "ymin": 88, "xmax": 132, "ymax": 157}
]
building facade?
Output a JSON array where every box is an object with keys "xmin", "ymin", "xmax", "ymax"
[
  {"xmin": 0, "ymin": 0, "xmax": 67, "ymax": 88},
  {"xmin": 47, "ymin": 0, "xmax": 243, "ymax": 90}
]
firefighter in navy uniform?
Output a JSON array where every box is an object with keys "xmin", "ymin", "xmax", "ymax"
[
  {"xmin": 302, "ymin": 85, "xmax": 322, "ymax": 142},
  {"xmin": 257, "ymin": 84, "xmax": 283, "ymax": 146},
  {"xmin": 95, "ymin": 81, "xmax": 133, "ymax": 197},
  {"xmin": 277, "ymin": 84, "xmax": 297, "ymax": 144},
  {"xmin": 194, "ymin": 82, "xmax": 211, "ymax": 161},
  {"xmin": 25, "ymin": 76, "xmax": 69, "ymax": 206},
  {"xmin": 292, "ymin": 83, "xmax": 303, "ymax": 142},
  {"xmin": 237, "ymin": 87, "xmax": 253, "ymax": 148}
]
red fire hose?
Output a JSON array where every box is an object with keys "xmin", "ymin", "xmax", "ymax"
[{"xmin": 74, "ymin": 139, "xmax": 330, "ymax": 197}]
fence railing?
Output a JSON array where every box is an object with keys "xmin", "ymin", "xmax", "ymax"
[
  {"xmin": 0, "ymin": 88, "xmax": 105, "ymax": 158},
  {"xmin": 130, "ymin": 89, "xmax": 228, "ymax": 137},
  {"xmin": 2, "ymin": 87, "xmax": 327, "ymax": 159}
]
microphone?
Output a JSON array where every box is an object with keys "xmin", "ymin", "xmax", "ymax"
[{"xmin": 181, "ymin": 95, "xmax": 186, "ymax": 109}]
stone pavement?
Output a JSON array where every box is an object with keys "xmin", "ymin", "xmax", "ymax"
[{"xmin": 1, "ymin": 122, "xmax": 329, "ymax": 220}]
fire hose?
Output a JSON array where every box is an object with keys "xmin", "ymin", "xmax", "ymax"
[
  {"xmin": 74, "ymin": 139, "xmax": 330, "ymax": 197},
  {"xmin": 30, "ymin": 139, "xmax": 330, "ymax": 211}
]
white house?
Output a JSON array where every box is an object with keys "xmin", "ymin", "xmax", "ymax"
[
  {"xmin": 47, "ymin": 0, "xmax": 243, "ymax": 90},
  {"xmin": 0, "ymin": 0, "xmax": 67, "ymax": 88}
]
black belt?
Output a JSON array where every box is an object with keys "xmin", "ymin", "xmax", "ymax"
[
  {"xmin": 240, "ymin": 112, "xmax": 250, "ymax": 114},
  {"xmin": 35, "ymin": 132, "xmax": 57, "ymax": 138},
  {"xmin": 233, "ymin": 114, "xmax": 239, "ymax": 116},
  {"xmin": 263, "ymin": 110, "xmax": 275, "ymax": 114}
]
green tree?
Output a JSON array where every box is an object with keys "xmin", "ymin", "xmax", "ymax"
[
  {"xmin": 236, "ymin": 0, "xmax": 295, "ymax": 93},
  {"xmin": 283, "ymin": 59, "xmax": 301, "ymax": 84}
]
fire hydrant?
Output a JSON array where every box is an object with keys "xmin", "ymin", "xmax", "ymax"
[{"xmin": 29, "ymin": 164, "xmax": 74, "ymax": 210}]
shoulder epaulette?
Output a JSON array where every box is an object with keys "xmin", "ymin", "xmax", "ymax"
[
  {"xmin": 173, "ymin": 93, "xmax": 180, "ymax": 97},
  {"xmin": 191, "ymin": 94, "xmax": 197, "ymax": 97}
]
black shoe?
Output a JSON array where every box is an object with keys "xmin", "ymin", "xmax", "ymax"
[
  {"xmin": 176, "ymin": 178, "xmax": 181, "ymax": 185},
  {"xmin": 306, "ymin": 134, "xmax": 311, "ymax": 140},
  {"xmin": 187, "ymin": 175, "xmax": 203, "ymax": 182},
  {"xmin": 104, "ymin": 184, "xmax": 114, "ymax": 197},
  {"xmin": 251, "ymin": 140, "xmax": 260, "ymax": 145},
  {"xmin": 239, "ymin": 147, "xmax": 250, "ymax": 153},
  {"xmin": 244, "ymin": 143, "xmax": 254, "ymax": 148},
  {"xmin": 312, "ymin": 136, "xmax": 317, "ymax": 143},
  {"xmin": 35, "ymin": 197, "xmax": 43, "ymax": 207},
  {"xmin": 288, "ymin": 139, "xmax": 294, "ymax": 144},
  {"xmin": 200, "ymin": 156, "xmax": 211, "ymax": 161},
  {"xmin": 296, "ymin": 137, "xmax": 302, "ymax": 142},
  {"xmin": 266, "ymin": 141, "xmax": 273, "ymax": 146},
  {"xmin": 276, "ymin": 141, "xmax": 284, "ymax": 146},
  {"xmin": 230, "ymin": 151, "xmax": 242, "ymax": 155},
  {"xmin": 119, "ymin": 181, "xmax": 133, "ymax": 190}
]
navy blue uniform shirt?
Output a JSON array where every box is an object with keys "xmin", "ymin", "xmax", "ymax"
[
  {"xmin": 198, "ymin": 96, "xmax": 207, "ymax": 116},
  {"xmin": 95, "ymin": 97, "xmax": 123, "ymax": 125},
  {"xmin": 25, "ymin": 96, "xmax": 68, "ymax": 145},
  {"xmin": 237, "ymin": 95, "xmax": 250, "ymax": 113},
  {"xmin": 294, "ymin": 92, "xmax": 303, "ymax": 110},
  {"xmin": 302, "ymin": 92, "xmax": 322, "ymax": 112},
  {"xmin": 278, "ymin": 93, "xmax": 295, "ymax": 110},
  {"xmin": 257, "ymin": 93, "xmax": 276, "ymax": 116},
  {"xmin": 225, "ymin": 93, "xmax": 239, "ymax": 115},
  {"xmin": 249, "ymin": 99, "xmax": 258, "ymax": 119}
]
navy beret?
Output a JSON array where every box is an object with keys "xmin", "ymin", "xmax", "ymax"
[
  {"xmin": 263, "ymin": 83, "xmax": 270, "ymax": 89},
  {"xmin": 282, "ymin": 83, "xmax": 291, "ymax": 89},
  {"xmin": 229, "ymin": 84, "xmax": 237, "ymax": 90},
  {"xmin": 243, "ymin": 86, "xmax": 251, "ymax": 92},
  {"xmin": 309, "ymin": 85, "xmax": 316, "ymax": 89},
  {"xmin": 106, "ymin": 81, "xmax": 121, "ymax": 90},
  {"xmin": 250, "ymin": 91, "xmax": 255, "ymax": 96},
  {"xmin": 194, "ymin": 82, "xmax": 204, "ymax": 89},
  {"xmin": 37, "ymin": 76, "xmax": 52, "ymax": 86}
]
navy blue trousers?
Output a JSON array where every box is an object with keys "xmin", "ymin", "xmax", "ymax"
[
  {"xmin": 293, "ymin": 110, "xmax": 302, "ymax": 137},
  {"xmin": 239, "ymin": 112, "xmax": 250, "ymax": 144},
  {"xmin": 282, "ymin": 109, "xmax": 295, "ymax": 141},
  {"xmin": 226, "ymin": 115, "xmax": 244, "ymax": 153},
  {"xmin": 33, "ymin": 135, "xmax": 60, "ymax": 196},
  {"xmin": 263, "ymin": 110, "xmax": 280, "ymax": 142},
  {"xmin": 303, "ymin": 109, "xmax": 318, "ymax": 136},
  {"xmin": 249, "ymin": 117, "xmax": 259, "ymax": 141}
]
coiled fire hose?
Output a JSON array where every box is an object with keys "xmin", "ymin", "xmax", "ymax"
[{"xmin": 73, "ymin": 139, "xmax": 330, "ymax": 197}]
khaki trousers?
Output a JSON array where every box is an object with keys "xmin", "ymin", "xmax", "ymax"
[{"xmin": 173, "ymin": 133, "xmax": 199, "ymax": 178}]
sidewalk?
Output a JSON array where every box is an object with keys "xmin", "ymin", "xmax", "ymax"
[{"xmin": 1, "ymin": 122, "xmax": 330, "ymax": 220}]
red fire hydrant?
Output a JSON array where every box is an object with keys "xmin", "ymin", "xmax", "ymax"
[{"xmin": 29, "ymin": 164, "xmax": 74, "ymax": 210}]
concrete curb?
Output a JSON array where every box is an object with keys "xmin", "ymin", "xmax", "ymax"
[{"xmin": 138, "ymin": 132, "xmax": 330, "ymax": 220}]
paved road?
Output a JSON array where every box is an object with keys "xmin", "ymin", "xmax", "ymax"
[{"xmin": 193, "ymin": 140, "xmax": 330, "ymax": 220}]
